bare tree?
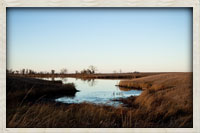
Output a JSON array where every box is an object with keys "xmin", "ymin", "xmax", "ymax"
[
  {"xmin": 21, "ymin": 69, "xmax": 25, "ymax": 75},
  {"xmin": 16, "ymin": 70, "xmax": 19, "ymax": 74},
  {"xmin": 60, "ymin": 68, "xmax": 68, "ymax": 74},
  {"xmin": 51, "ymin": 70, "xmax": 55, "ymax": 75},
  {"xmin": 88, "ymin": 65, "xmax": 97, "ymax": 74},
  {"xmin": 80, "ymin": 66, "xmax": 97, "ymax": 74},
  {"xmin": 28, "ymin": 69, "xmax": 35, "ymax": 74},
  {"xmin": 81, "ymin": 69, "xmax": 87, "ymax": 74},
  {"xmin": 75, "ymin": 70, "xmax": 79, "ymax": 74},
  {"xmin": 87, "ymin": 69, "xmax": 92, "ymax": 74}
]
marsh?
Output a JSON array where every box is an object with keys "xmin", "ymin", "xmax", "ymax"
[{"xmin": 47, "ymin": 78, "xmax": 143, "ymax": 106}]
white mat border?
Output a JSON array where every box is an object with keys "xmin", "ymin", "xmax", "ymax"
[{"xmin": 0, "ymin": 0, "xmax": 199, "ymax": 132}]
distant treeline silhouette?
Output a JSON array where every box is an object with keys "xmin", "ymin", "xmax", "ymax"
[{"xmin": 7, "ymin": 65, "xmax": 98, "ymax": 75}]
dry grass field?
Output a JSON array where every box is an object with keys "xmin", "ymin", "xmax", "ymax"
[
  {"xmin": 118, "ymin": 73, "xmax": 193, "ymax": 127},
  {"xmin": 6, "ymin": 73, "xmax": 192, "ymax": 128}
]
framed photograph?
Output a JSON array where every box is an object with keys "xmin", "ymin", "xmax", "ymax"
[{"xmin": 0, "ymin": 0, "xmax": 200, "ymax": 132}]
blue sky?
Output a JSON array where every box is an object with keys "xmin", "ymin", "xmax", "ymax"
[{"xmin": 7, "ymin": 8, "xmax": 192, "ymax": 73}]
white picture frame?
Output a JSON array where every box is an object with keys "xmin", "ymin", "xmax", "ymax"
[{"xmin": 0, "ymin": 0, "xmax": 200, "ymax": 132}]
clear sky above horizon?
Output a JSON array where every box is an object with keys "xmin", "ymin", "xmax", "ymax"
[{"xmin": 7, "ymin": 8, "xmax": 192, "ymax": 73}]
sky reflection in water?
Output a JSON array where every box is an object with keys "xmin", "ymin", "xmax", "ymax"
[{"xmin": 51, "ymin": 78, "xmax": 142, "ymax": 106}]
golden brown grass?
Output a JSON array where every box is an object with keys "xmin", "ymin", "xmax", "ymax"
[
  {"xmin": 119, "ymin": 73, "xmax": 193, "ymax": 127},
  {"xmin": 6, "ymin": 76, "xmax": 77, "ymax": 106},
  {"xmin": 7, "ymin": 73, "xmax": 193, "ymax": 128},
  {"xmin": 7, "ymin": 103, "xmax": 122, "ymax": 128},
  {"xmin": 119, "ymin": 72, "xmax": 191, "ymax": 90}
]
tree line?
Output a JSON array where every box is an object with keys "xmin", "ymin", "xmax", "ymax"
[{"xmin": 7, "ymin": 65, "xmax": 98, "ymax": 75}]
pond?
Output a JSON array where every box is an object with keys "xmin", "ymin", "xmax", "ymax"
[
  {"xmin": 43, "ymin": 78, "xmax": 142, "ymax": 106},
  {"xmin": 44, "ymin": 78, "xmax": 142, "ymax": 106}
]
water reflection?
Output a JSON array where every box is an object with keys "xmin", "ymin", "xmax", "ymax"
[
  {"xmin": 52, "ymin": 78, "xmax": 142, "ymax": 106},
  {"xmin": 79, "ymin": 78, "xmax": 97, "ymax": 87}
]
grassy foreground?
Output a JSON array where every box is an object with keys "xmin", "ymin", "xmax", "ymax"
[{"xmin": 7, "ymin": 73, "xmax": 192, "ymax": 128}]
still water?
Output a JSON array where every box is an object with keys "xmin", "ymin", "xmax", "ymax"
[{"xmin": 48, "ymin": 78, "xmax": 142, "ymax": 106}]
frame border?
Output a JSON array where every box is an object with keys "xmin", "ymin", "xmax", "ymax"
[{"xmin": 0, "ymin": 0, "xmax": 200, "ymax": 132}]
